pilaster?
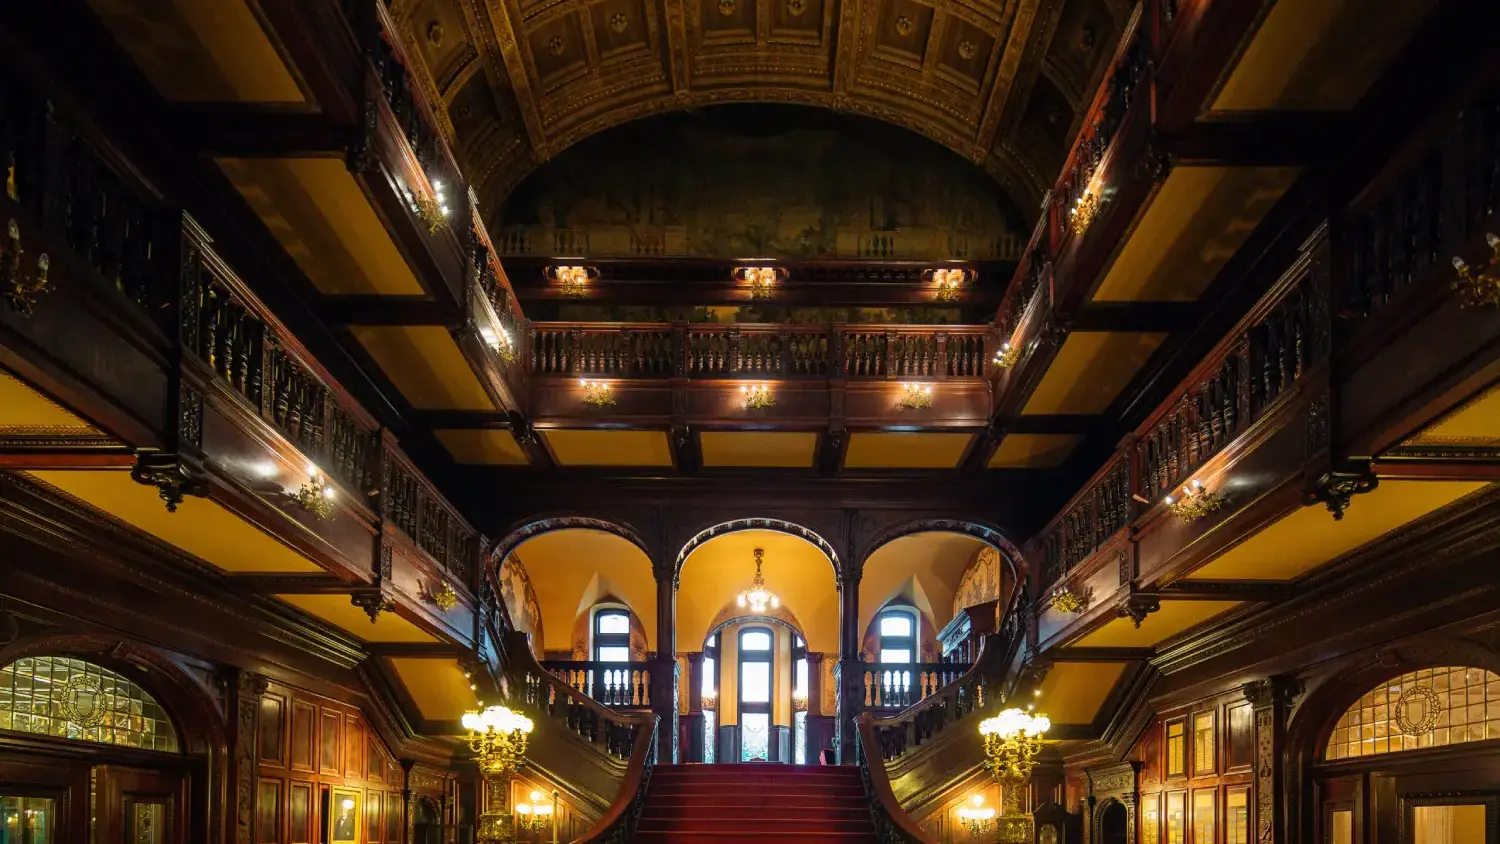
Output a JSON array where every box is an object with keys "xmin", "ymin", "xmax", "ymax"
[{"xmin": 1243, "ymin": 676, "xmax": 1302, "ymax": 844}]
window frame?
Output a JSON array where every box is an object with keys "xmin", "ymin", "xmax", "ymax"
[
  {"xmin": 592, "ymin": 609, "xmax": 632, "ymax": 663},
  {"xmin": 737, "ymin": 627, "xmax": 774, "ymax": 717},
  {"xmin": 877, "ymin": 607, "xmax": 918, "ymax": 665},
  {"xmin": 1165, "ymin": 717, "xmax": 1188, "ymax": 779},
  {"xmin": 1192, "ymin": 709, "xmax": 1217, "ymax": 776}
]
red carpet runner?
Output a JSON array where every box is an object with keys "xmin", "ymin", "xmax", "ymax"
[{"xmin": 634, "ymin": 764, "xmax": 877, "ymax": 844}]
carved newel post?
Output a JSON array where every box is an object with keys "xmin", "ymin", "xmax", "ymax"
[
  {"xmin": 1243, "ymin": 676, "xmax": 1301, "ymax": 844},
  {"xmin": 835, "ymin": 565, "xmax": 863, "ymax": 763}
]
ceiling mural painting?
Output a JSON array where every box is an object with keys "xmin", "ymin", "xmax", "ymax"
[{"xmin": 496, "ymin": 108, "xmax": 1029, "ymax": 260}]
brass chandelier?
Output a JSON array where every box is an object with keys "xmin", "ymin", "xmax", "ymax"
[
  {"xmin": 736, "ymin": 548, "xmax": 780, "ymax": 613},
  {"xmin": 462, "ymin": 705, "xmax": 536, "ymax": 844},
  {"xmin": 978, "ymin": 707, "xmax": 1050, "ymax": 844}
]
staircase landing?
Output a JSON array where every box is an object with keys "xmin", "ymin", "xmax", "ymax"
[{"xmin": 635, "ymin": 764, "xmax": 877, "ymax": 844}]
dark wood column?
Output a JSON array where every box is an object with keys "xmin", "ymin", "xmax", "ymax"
[
  {"xmin": 835, "ymin": 565, "xmax": 863, "ymax": 764},
  {"xmin": 1244, "ymin": 676, "xmax": 1301, "ymax": 844},
  {"xmin": 651, "ymin": 564, "xmax": 679, "ymax": 763},
  {"xmin": 805, "ymin": 651, "xmax": 833, "ymax": 764},
  {"xmin": 227, "ymin": 669, "xmax": 268, "ymax": 844},
  {"xmin": 681, "ymin": 651, "xmax": 705, "ymax": 763}
]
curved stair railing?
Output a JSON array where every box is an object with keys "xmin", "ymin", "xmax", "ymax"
[{"xmin": 856, "ymin": 581, "xmax": 1033, "ymax": 843}]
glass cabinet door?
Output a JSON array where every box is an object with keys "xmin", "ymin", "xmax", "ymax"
[{"xmin": 0, "ymin": 795, "xmax": 56, "ymax": 844}]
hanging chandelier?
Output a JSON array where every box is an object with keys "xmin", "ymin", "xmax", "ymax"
[{"xmin": 736, "ymin": 548, "xmax": 780, "ymax": 613}]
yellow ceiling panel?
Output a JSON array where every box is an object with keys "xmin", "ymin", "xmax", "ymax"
[
  {"xmin": 1212, "ymin": 0, "xmax": 1435, "ymax": 111},
  {"xmin": 700, "ymin": 431, "xmax": 819, "ymax": 467},
  {"xmin": 87, "ymin": 0, "xmax": 304, "ymax": 102},
  {"xmin": 542, "ymin": 429, "xmax": 674, "ymax": 467},
  {"xmin": 844, "ymin": 432, "xmax": 974, "ymax": 469},
  {"xmin": 389, "ymin": 658, "xmax": 477, "ymax": 720},
  {"xmin": 1022, "ymin": 332, "xmax": 1166, "ymax": 416},
  {"xmin": 276, "ymin": 594, "xmax": 439, "ymax": 643},
  {"xmin": 0, "ymin": 370, "xmax": 100, "ymax": 434},
  {"xmin": 349, "ymin": 326, "xmax": 495, "ymax": 411},
  {"xmin": 1034, "ymin": 662, "xmax": 1129, "ymax": 724},
  {"xmin": 216, "ymin": 157, "xmax": 426, "ymax": 296},
  {"xmin": 25, "ymin": 470, "xmax": 322, "ymax": 574},
  {"xmin": 1073, "ymin": 601, "xmax": 1242, "ymax": 649},
  {"xmin": 1092, "ymin": 167, "xmax": 1300, "ymax": 302},
  {"xmin": 988, "ymin": 434, "xmax": 1083, "ymax": 468},
  {"xmin": 1414, "ymin": 386, "xmax": 1500, "ymax": 443},
  {"xmin": 435, "ymin": 429, "xmax": 530, "ymax": 465},
  {"xmin": 1188, "ymin": 480, "xmax": 1488, "ymax": 581}
]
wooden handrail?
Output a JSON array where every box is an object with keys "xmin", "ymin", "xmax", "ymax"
[
  {"xmin": 857, "ymin": 715, "xmax": 940, "ymax": 844},
  {"xmin": 574, "ymin": 713, "xmax": 657, "ymax": 844}
]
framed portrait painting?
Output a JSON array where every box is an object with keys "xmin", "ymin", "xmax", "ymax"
[{"xmin": 327, "ymin": 786, "xmax": 361, "ymax": 844}]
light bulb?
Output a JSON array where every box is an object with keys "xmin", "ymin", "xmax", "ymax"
[
  {"xmin": 341, "ymin": 799, "xmax": 355, "ymax": 811},
  {"xmin": 322, "ymin": 486, "xmax": 335, "ymax": 499}
]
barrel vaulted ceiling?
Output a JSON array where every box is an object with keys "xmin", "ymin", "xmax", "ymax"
[{"xmin": 391, "ymin": 0, "xmax": 1131, "ymax": 221}]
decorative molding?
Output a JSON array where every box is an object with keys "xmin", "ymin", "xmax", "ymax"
[
  {"xmin": 1116, "ymin": 594, "xmax": 1160, "ymax": 628},
  {"xmin": 672, "ymin": 517, "xmax": 842, "ymax": 589},
  {"xmin": 351, "ymin": 590, "xmax": 397, "ymax": 623},
  {"xmin": 129, "ymin": 451, "xmax": 207, "ymax": 512},
  {"xmin": 1303, "ymin": 462, "xmax": 1378, "ymax": 521}
]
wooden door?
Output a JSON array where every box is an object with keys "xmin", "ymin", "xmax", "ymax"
[
  {"xmin": 94, "ymin": 767, "xmax": 187, "ymax": 844},
  {"xmin": 1319, "ymin": 775, "xmax": 1363, "ymax": 844}
]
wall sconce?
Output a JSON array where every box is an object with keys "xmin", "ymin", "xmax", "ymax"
[
  {"xmin": 1048, "ymin": 586, "xmax": 1091, "ymax": 614},
  {"xmin": 1, "ymin": 219, "xmax": 49, "ymax": 315},
  {"xmin": 405, "ymin": 178, "xmax": 452, "ymax": 233},
  {"xmin": 957, "ymin": 795, "xmax": 997, "ymax": 838},
  {"xmin": 1452, "ymin": 233, "xmax": 1500, "ymax": 308},
  {"xmin": 515, "ymin": 790, "xmax": 556, "ymax": 834},
  {"xmin": 1165, "ymin": 479, "xmax": 1224, "ymax": 522},
  {"xmin": 579, "ymin": 380, "xmax": 614, "ymax": 406},
  {"xmin": 992, "ymin": 341, "xmax": 1019, "ymax": 369},
  {"xmin": 792, "ymin": 690, "xmax": 809, "ymax": 712},
  {"xmin": 1070, "ymin": 188, "xmax": 1099, "ymax": 236},
  {"xmin": 479, "ymin": 324, "xmax": 517, "ymax": 362},
  {"xmin": 925, "ymin": 267, "xmax": 971, "ymax": 302},
  {"xmin": 422, "ymin": 580, "xmax": 459, "ymax": 613},
  {"xmin": 292, "ymin": 464, "xmax": 335, "ymax": 520},
  {"xmin": 742, "ymin": 383, "xmax": 775, "ymax": 410},
  {"xmin": 701, "ymin": 689, "xmax": 717, "ymax": 711},
  {"xmin": 547, "ymin": 265, "xmax": 597, "ymax": 298},
  {"xmin": 734, "ymin": 266, "xmax": 786, "ymax": 300},
  {"xmin": 898, "ymin": 382, "xmax": 933, "ymax": 410}
]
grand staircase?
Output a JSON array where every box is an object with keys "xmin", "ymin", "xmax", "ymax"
[{"xmin": 634, "ymin": 764, "xmax": 877, "ymax": 844}]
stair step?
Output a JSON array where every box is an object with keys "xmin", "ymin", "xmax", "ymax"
[
  {"xmin": 648, "ymin": 776, "xmax": 861, "ymax": 787},
  {"xmin": 640, "ymin": 806, "xmax": 870, "ymax": 820},
  {"xmin": 644, "ymin": 787, "xmax": 866, "ymax": 799},
  {"xmin": 643, "ymin": 795, "xmax": 867, "ymax": 810},
  {"xmin": 639, "ymin": 818, "xmax": 873, "ymax": 834},
  {"xmin": 633, "ymin": 833, "xmax": 876, "ymax": 844}
]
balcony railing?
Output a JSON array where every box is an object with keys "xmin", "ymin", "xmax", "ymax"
[
  {"xmin": 543, "ymin": 660, "xmax": 655, "ymax": 709},
  {"xmin": 526, "ymin": 323, "xmax": 994, "ymax": 380},
  {"xmin": 382, "ymin": 444, "xmax": 478, "ymax": 584},
  {"xmin": 1034, "ymin": 238, "xmax": 1331, "ymax": 589},
  {"xmin": 861, "ymin": 663, "xmax": 971, "ymax": 711}
]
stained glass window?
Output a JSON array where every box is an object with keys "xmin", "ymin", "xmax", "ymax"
[
  {"xmin": 1142, "ymin": 794, "xmax": 1161, "ymax": 844},
  {"xmin": 794, "ymin": 710, "xmax": 807, "ymax": 765},
  {"xmin": 0, "ymin": 795, "xmax": 55, "ymax": 844},
  {"xmin": 1226, "ymin": 789, "xmax": 1249, "ymax": 844},
  {"xmin": 1166, "ymin": 720, "xmax": 1186, "ymax": 777},
  {"xmin": 0, "ymin": 656, "xmax": 178, "ymax": 751},
  {"xmin": 704, "ymin": 709, "xmax": 716, "ymax": 764},
  {"xmin": 1192, "ymin": 790, "xmax": 1214, "ymax": 844},
  {"xmin": 741, "ymin": 713, "xmax": 769, "ymax": 761},
  {"xmin": 1324, "ymin": 666, "xmax": 1500, "ymax": 760},
  {"xmin": 1166, "ymin": 793, "xmax": 1185, "ymax": 844}
]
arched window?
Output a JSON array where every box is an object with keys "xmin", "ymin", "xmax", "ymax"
[
  {"xmin": 878, "ymin": 607, "xmax": 917, "ymax": 664},
  {"xmin": 738, "ymin": 627, "xmax": 773, "ymax": 761},
  {"xmin": 593, "ymin": 609, "xmax": 632, "ymax": 663},
  {"xmin": 793, "ymin": 634, "xmax": 808, "ymax": 765},
  {"xmin": 0, "ymin": 656, "xmax": 178, "ymax": 751},
  {"xmin": 1325, "ymin": 665, "xmax": 1500, "ymax": 761},
  {"xmin": 703, "ymin": 633, "xmax": 718, "ymax": 764}
]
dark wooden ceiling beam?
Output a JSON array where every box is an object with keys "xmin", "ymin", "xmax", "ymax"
[
  {"xmin": 1164, "ymin": 113, "xmax": 1348, "ymax": 167},
  {"xmin": 168, "ymin": 105, "xmax": 355, "ymax": 158},
  {"xmin": 319, "ymin": 295, "xmax": 453, "ymax": 326}
]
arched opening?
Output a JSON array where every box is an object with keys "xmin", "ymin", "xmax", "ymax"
[
  {"xmin": 494, "ymin": 525, "xmax": 657, "ymax": 709},
  {"xmin": 413, "ymin": 796, "xmax": 442, "ymax": 844},
  {"xmin": 680, "ymin": 528, "xmax": 835, "ymax": 764},
  {"xmin": 1100, "ymin": 801, "xmax": 1129, "ymax": 844}
]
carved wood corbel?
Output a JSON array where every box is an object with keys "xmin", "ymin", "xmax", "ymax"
[
  {"xmin": 1116, "ymin": 594, "xmax": 1160, "ymax": 628},
  {"xmin": 1302, "ymin": 461, "xmax": 1377, "ymax": 521}
]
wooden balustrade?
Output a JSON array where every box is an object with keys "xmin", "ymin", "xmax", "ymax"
[
  {"xmin": 381, "ymin": 446, "xmax": 477, "ymax": 583},
  {"xmin": 862, "ymin": 663, "xmax": 971, "ymax": 710},
  {"xmin": 1345, "ymin": 88, "xmax": 1500, "ymax": 320},
  {"xmin": 1053, "ymin": 21, "xmax": 1150, "ymax": 223},
  {"xmin": 507, "ymin": 652, "xmax": 648, "ymax": 761},
  {"xmin": 542, "ymin": 660, "xmax": 655, "ymax": 709},
  {"xmin": 525, "ymin": 323, "xmax": 991, "ymax": 380},
  {"xmin": 1038, "ymin": 456, "xmax": 1132, "ymax": 589},
  {"xmin": 0, "ymin": 77, "xmax": 170, "ymax": 321}
]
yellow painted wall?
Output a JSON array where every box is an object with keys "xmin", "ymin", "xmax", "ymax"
[
  {"xmin": 859, "ymin": 533, "xmax": 989, "ymax": 647},
  {"xmin": 678, "ymin": 530, "xmax": 839, "ymax": 653},
  {"xmin": 507, "ymin": 529, "xmax": 658, "ymax": 652}
]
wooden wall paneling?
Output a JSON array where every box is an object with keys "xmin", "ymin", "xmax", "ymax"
[
  {"xmin": 257, "ymin": 778, "xmax": 282, "ymax": 844},
  {"xmin": 292, "ymin": 701, "xmax": 318, "ymax": 772},
  {"xmin": 321, "ymin": 709, "xmax": 342, "ymax": 776},
  {"xmin": 346, "ymin": 713, "xmax": 364, "ymax": 779},
  {"xmin": 368, "ymin": 740, "xmax": 385, "ymax": 782},
  {"xmin": 386, "ymin": 788, "xmax": 403, "ymax": 843},
  {"xmin": 290, "ymin": 780, "xmax": 315, "ymax": 844},
  {"xmin": 367, "ymin": 788, "xmax": 383, "ymax": 843},
  {"xmin": 259, "ymin": 693, "xmax": 288, "ymax": 768},
  {"xmin": 1225, "ymin": 704, "xmax": 1253, "ymax": 773}
]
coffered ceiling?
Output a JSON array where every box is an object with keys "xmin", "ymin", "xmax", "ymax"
[{"xmin": 393, "ymin": 0, "xmax": 1128, "ymax": 217}]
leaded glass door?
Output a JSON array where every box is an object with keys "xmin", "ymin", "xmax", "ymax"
[{"xmin": 94, "ymin": 768, "xmax": 185, "ymax": 844}]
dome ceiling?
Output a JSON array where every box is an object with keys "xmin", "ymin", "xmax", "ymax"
[{"xmin": 389, "ymin": 0, "xmax": 1129, "ymax": 226}]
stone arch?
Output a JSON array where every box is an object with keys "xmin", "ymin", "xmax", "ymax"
[
  {"xmin": 0, "ymin": 631, "xmax": 229, "ymax": 757},
  {"xmin": 673, "ymin": 517, "xmax": 841, "ymax": 588},
  {"xmin": 488, "ymin": 514, "xmax": 655, "ymax": 574}
]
